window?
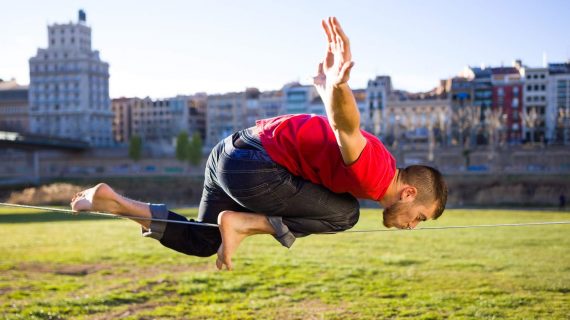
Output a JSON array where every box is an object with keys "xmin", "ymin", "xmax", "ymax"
[{"xmin": 527, "ymin": 85, "xmax": 532, "ymax": 91}]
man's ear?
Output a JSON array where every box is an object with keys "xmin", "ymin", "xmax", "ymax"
[{"xmin": 400, "ymin": 185, "xmax": 417, "ymax": 202}]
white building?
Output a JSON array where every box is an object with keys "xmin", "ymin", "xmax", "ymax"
[
  {"xmin": 366, "ymin": 76, "xmax": 392, "ymax": 136},
  {"xmin": 521, "ymin": 66, "xmax": 549, "ymax": 143},
  {"xmin": 28, "ymin": 10, "xmax": 113, "ymax": 146}
]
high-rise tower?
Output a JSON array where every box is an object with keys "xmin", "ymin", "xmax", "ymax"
[{"xmin": 28, "ymin": 10, "xmax": 113, "ymax": 146}]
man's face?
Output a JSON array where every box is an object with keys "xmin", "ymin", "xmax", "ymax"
[{"xmin": 382, "ymin": 200, "xmax": 437, "ymax": 229}]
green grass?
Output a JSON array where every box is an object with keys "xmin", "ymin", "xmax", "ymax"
[{"xmin": 0, "ymin": 207, "xmax": 568, "ymax": 319}]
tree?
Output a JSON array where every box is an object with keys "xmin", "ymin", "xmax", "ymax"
[
  {"xmin": 175, "ymin": 132, "xmax": 189, "ymax": 162},
  {"xmin": 188, "ymin": 132, "xmax": 203, "ymax": 166},
  {"xmin": 128, "ymin": 136, "xmax": 142, "ymax": 162}
]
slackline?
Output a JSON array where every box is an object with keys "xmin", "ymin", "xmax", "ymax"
[{"xmin": 1, "ymin": 202, "xmax": 569, "ymax": 234}]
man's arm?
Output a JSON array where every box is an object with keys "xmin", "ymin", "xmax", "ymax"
[{"xmin": 315, "ymin": 17, "xmax": 366, "ymax": 165}]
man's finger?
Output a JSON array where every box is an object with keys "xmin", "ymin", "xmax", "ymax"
[
  {"xmin": 332, "ymin": 17, "xmax": 350, "ymax": 45},
  {"xmin": 321, "ymin": 19, "xmax": 333, "ymax": 46},
  {"xmin": 328, "ymin": 17, "xmax": 338, "ymax": 44},
  {"xmin": 317, "ymin": 62, "xmax": 324, "ymax": 75}
]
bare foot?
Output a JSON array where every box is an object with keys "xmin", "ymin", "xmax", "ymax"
[
  {"xmin": 216, "ymin": 211, "xmax": 249, "ymax": 271},
  {"xmin": 70, "ymin": 183, "xmax": 122, "ymax": 214}
]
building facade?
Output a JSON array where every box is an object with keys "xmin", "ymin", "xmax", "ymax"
[
  {"xmin": 283, "ymin": 83, "xmax": 319, "ymax": 114},
  {"xmin": 548, "ymin": 62, "xmax": 570, "ymax": 144},
  {"xmin": 28, "ymin": 10, "xmax": 113, "ymax": 146},
  {"xmin": 521, "ymin": 66, "xmax": 548, "ymax": 143},
  {"xmin": 490, "ymin": 66, "xmax": 523, "ymax": 144},
  {"xmin": 258, "ymin": 90, "xmax": 284, "ymax": 118},
  {"xmin": 385, "ymin": 90, "xmax": 451, "ymax": 150},
  {"xmin": 366, "ymin": 76, "xmax": 392, "ymax": 136},
  {"xmin": 0, "ymin": 80, "xmax": 29, "ymax": 133},
  {"xmin": 111, "ymin": 95, "xmax": 205, "ymax": 144},
  {"xmin": 205, "ymin": 92, "xmax": 246, "ymax": 148}
]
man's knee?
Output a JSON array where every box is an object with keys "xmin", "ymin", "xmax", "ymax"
[{"xmin": 332, "ymin": 200, "xmax": 360, "ymax": 231}]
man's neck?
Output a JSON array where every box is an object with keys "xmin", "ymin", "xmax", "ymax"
[{"xmin": 379, "ymin": 168, "xmax": 400, "ymax": 208}]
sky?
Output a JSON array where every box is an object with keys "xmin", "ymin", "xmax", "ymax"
[{"xmin": 1, "ymin": 0, "xmax": 569, "ymax": 98}]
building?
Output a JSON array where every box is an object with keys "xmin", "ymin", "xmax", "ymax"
[
  {"xmin": 111, "ymin": 97, "xmax": 132, "ymax": 143},
  {"xmin": 283, "ymin": 83, "xmax": 319, "ymax": 114},
  {"xmin": 244, "ymin": 88, "xmax": 263, "ymax": 129},
  {"xmin": 206, "ymin": 92, "xmax": 246, "ymax": 148},
  {"xmin": 28, "ymin": 10, "xmax": 113, "ymax": 146},
  {"xmin": 185, "ymin": 93, "xmax": 207, "ymax": 140},
  {"xmin": 490, "ymin": 64, "xmax": 523, "ymax": 144},
  {"xmin": 548, "ymin": 61, "xmax": 570, "ymax": 144},
  {"xmin": 385, "ymin": 84, "xmax": 451, "ymax": 150},
  {"xmin": 458, "ymin": 67, "xmax": 495, "ymax": 146},
  {"xmin": 0, "ymin": 79, "xmax": 29, "ymax": 133},
  {"xmin": 111, "ymin": 95, "xmax": 204, "ymax": 144},
  {"xmin": 258, "ymin": 90, "xmax": 283, "ymax": 118},
  {"xmin": 366, "ymin": 76, "xmax": 392, "ymax": 136},
  {"xmin": 521, "ymin": 66, "xmax": 548, "ymax": 143}
]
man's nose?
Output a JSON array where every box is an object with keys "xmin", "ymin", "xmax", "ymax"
[{"xmin": 408, "ymin": 220, "xmax": 420, "ymax": 229}]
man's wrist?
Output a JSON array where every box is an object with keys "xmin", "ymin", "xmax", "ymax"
[{"xmin": 330, "ymin": 82, "xmax": 350, "ymax": 90}]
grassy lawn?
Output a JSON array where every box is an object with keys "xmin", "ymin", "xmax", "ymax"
[{"xmin": 0, "ymin": 207, "xmax": 568, "ymax": 319}]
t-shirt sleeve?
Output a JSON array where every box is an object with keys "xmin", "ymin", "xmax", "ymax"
[{"xmin": 341, "ymin": 136, "xmax": 396, "ymax": 199}]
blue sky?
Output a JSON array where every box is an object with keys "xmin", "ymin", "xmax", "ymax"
[{"xmin": 1, "ymin": 0, "xmax": 569, "ymax": 98}]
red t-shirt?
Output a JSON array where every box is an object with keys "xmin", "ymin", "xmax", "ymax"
[{"xmin": 256, "ymin": 114, "xmax": 396, "ymax": 200}]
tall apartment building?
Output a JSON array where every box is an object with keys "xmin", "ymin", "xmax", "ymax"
[
  {"xmin": 28, "ymin": 10, "xmax": 113, "ymax": 146},
  {"xmin": 0, "ymin": 79, "xmax": 29, "ymax": 133},
  {"xmin": 548, "ymin": 62, "xmax": 570, "ymax": 144},
  {"xmin": 366, "ymin": 76, "xmax": 392, "ymax": 136},
  {"xmin": 490, "ymin": 65, "xmax": 523, "ymax": 144},
  {"xmin": 521, "ymin": 66, "xmax": 548, "ymax": 142}
]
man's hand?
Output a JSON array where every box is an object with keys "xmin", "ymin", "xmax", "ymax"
[{"xmin": 316, "ymin": 17, "xmax": 355, "ymax": 90}]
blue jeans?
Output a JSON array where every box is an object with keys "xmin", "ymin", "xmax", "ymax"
[{"xmin": 143, "ymin": 129, "xmax": 360, "ymax": 257}]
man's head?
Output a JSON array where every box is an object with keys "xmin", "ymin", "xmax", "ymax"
[{"xmin": 382, "ymin": 165, "xmax": 448, "ymax": 229}]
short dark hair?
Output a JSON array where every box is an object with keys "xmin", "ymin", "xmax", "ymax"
[{"xmin": 399, "ymin": 165, "xmax": 448, "ymax": 219}]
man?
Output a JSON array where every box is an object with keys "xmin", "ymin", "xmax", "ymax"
[{"xmin": 71, "ymin": 17, "xmax": 447, "ymax": 270}]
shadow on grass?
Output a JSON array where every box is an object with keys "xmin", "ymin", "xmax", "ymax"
[{"xmin": 0, "ymin": 212, "xmax": 113, "ymax": 224}]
